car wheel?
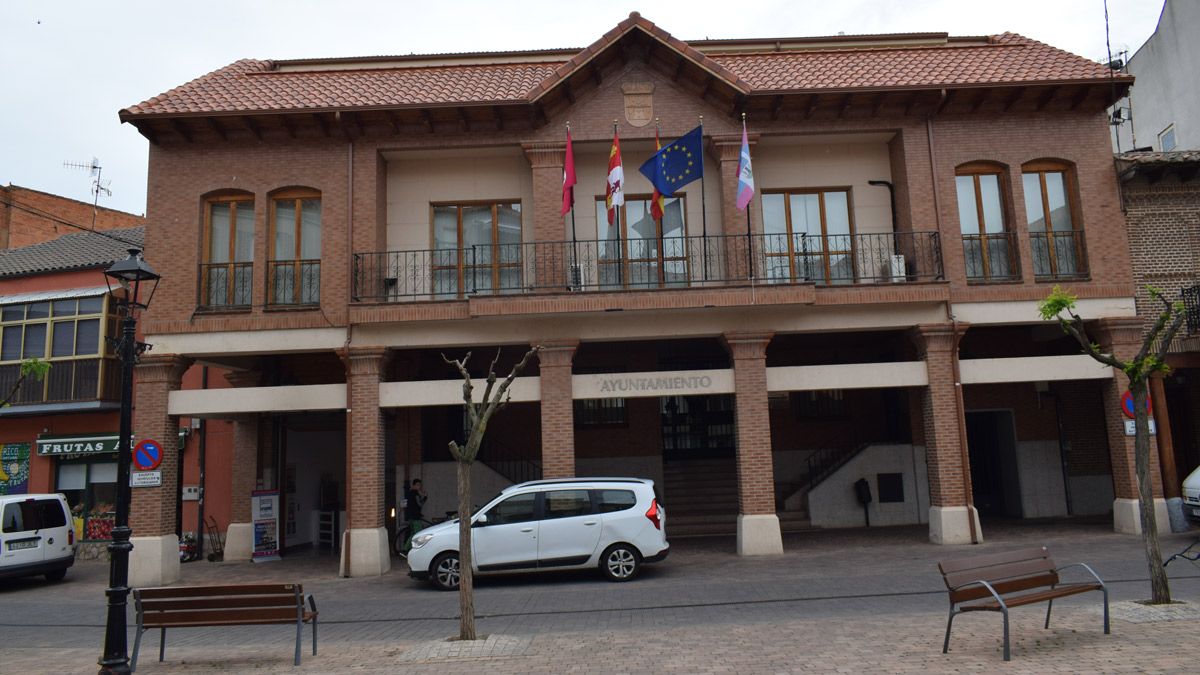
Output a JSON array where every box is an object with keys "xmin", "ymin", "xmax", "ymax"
[
  {"xmin": 431, "ymin": 552, "xmax": 460, "ymax": 591},
  {"xmin": 600, "ymin": 544, "xmax": 640, "ymax": 582},
  {"xmin": 44, "ymin": 568, "xmax": 67, "ymax": 582}
]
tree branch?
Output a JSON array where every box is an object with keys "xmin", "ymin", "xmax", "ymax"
[
  {"xmin": 1059, "ymin": 312, "xmax": 1124, "ymax": 370},
  {"xmin": 483, "ymin": 345, "xmax": 541, "ymax": 420},
  {"xmin": 481, "ymin": 347, "xmax": 502, "ymax": 407},
  {"xmin": 1154, "ymin": 311, "xmax": 1188, "ymax": 362},
  {"xmin": 1137, "ymin": 293, "xmax": 1176, "ymax": 364},
  {"xmin": 442, "ymin": 352, "xmax": 479, "ymax": 431}
]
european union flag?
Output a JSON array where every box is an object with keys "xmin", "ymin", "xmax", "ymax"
[{"xmin": 638, "ymin": 125, "xmax": 703, "ymax": 197}]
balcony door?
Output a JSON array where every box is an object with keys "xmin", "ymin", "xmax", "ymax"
[
  {"xmin": 761, "ymin": 189, "xmax": 854, "ymax": 285},
  {"xmin": 1023, "ymin": 162, "xmax": 1085, "ymax": 279},
  {"xmin": 596, "ymin": 195, "xmax": 688, "ymax": 289},
  {"xmin": 432, "ymin": 202, "xmax": 521, "ymax": 298},
  {"xmin": 956, "ymin": 164, "xmax": 1017, "ymax": 282},
  {"xmin": 203, "ymin": 195, "xmax": 254, "ymax": 307}
]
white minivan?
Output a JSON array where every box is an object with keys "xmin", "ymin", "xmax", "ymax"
[
  {"xmin": 0, "ymin": 494, "xmax": 76, "ymax": 582},
  {"xmin": 1183, "ymin": 465, "xmax": 1200, "ymax": 523},
  {"xmin": 408, "ymin": 478, "xmax": 669, "ymax": 590}
]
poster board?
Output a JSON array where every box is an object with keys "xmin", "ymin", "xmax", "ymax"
[
  {"xmin": 0, "ymin": 443, "xmax": 31, "ymax": 495},
  {"xmin": 251, "ymin": 490, "xmax": 281, "ymax": 562}
]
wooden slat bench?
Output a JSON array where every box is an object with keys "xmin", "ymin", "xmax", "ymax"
[
  {"xmin": 938, "ymin": 546, "xmax": 1108, "ymax": 661},
  {"xmin": 131, "ymin": 583, "xmax": 317, "ymax": 671}
]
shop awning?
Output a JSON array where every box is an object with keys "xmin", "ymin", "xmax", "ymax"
[{"xmin": 36, "ymin": 430, "xmax": 188, "ymax": 456}]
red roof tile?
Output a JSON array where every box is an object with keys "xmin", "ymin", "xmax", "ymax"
[{"xmin": 120, "ymin": 19, "xmax": 1128, "ymax": 119}]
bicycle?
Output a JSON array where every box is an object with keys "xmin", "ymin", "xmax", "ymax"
[{"xmin": 394, "ymin": 518, "xmax": 434, "ymax": 559}]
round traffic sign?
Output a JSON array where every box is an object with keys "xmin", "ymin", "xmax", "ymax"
[
  {"xmin": 1120, "ymin": 391, "xmax": 1151, "ymax": 420},
  {"xmin": 133, "ymin": 439, "xmax": 163, "ymax": 471}
]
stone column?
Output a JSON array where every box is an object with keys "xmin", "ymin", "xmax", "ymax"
[
  {"xmin": 222, "ymin": 369, "xmax": 261, "ymax": 562},
  {"xmin": 536, "ymin": 339, "xmax": 577, "ymax": 479},
  {"xmin": 130, "ymin": 354, "xmax": 191, "ymax": 587},
  {"xmin": 523, "ymin": 142, "xmax": 569, "ymax": 289},
  {"xmin": 911, "ymin": 324, "xmax": 981, "ymax": 544},
  {"xmin": 712, "ymin": 134, "xmax": 759, "ymax": 281},
  {"xmin": 1095, "ymin": 318, "xmax": 1169, "ymax": 534},
  {"xmin": 342, "ymin": 347, "xmax": 391, "ymax": 577},
  {"xmin": 722, "ymin": 331, "xmax": 782, "ymax": 556}
]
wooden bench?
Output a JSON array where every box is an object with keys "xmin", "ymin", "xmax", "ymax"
[
  {"xmin": 938, "ymin": 546, "xmax": 1108, "ymax": 661},
  {"xmin": 131, "ymin": 583, "xmax": 317, "ymax": 671}
]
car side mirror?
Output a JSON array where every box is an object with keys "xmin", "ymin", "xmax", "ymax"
[{"xmin": 473, "ymin": 514, "xmax": 489, "ymax": 527}]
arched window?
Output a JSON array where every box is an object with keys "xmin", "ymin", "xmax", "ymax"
[
  {"xmin": 269, "ymin": 188, "xmax": 321, "ymax": 305},
  {"xmin": 202, "ymin": 191, "xmax": 254, "ymax": 308},
  {"xmin": 955, "ymin": 162, "xmax": 1017, "ymax": 282},
  {"xmin": 1022, "ymin": 160, "xmax": 1086, "ymax": 279}
]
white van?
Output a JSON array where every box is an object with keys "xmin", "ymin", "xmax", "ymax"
[
  {"xmin": 1183, "ymin": 466, "xmax": 1200, "ymax": 523},
  {"xmin": 0, "ymin": 494, "xmax": 76, "ymax": 582}
]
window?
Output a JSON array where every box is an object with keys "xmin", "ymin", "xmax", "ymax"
[
  {"xmin": 793, "ymin": 390, "xmax": 847, "ymax": 419},
  {"xmin": 575, "ymin": 398, "xmax": 628, "ymax": 427},
  {"xmin": 269, "ymin": 191, "xmax": 321, "ymax": 305},
  {"xmin": 1159, "ymin": 124, "xmax": 1177, "ymax": 152},
  {"xmin": 432, "ymin": 201, "xmax": 521, "ymax": 298},
  {"xmin": 202, "ymin": 194, "xmax": 254, "ymax": 307},
  {"xmin": 595, "ymin": 489, "xmax": 637, "ymax": 514},
  {"xmin": 955, "ymin": 164, "xmax": 1017, "ymax": 282},
  {"xmin": 0, "ymin": 296, "xmax": 109, "ymax": 404},
  {"xmin": 595, "ymin": 195, "xmax": 688, "ymax": 288},
  {"xmin": 761, "ymin": 189, "xmax": 855, "ymax": 284},
  {"xmin": 484, "ymin": 492, "xmax": 537, "ymax": 525},
  {"xmin": 1023, "ymin": 161, "xmax": 1086, "ymax": 279},
  {"xmin": 543, "ymin": 490, "xmax": 592, "ymax": 520},
  {"xmin": 57, "ymin": 460, "xmax": 117, "ymax": 540}
]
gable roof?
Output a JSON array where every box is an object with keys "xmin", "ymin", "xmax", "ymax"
[
  {"xmin": 0, "ymin": 226, "xmax": 145, "ymax": 278},
  {"xmin": 119, "ymin": 14, "xmax": 1130, "ymax": 120}
]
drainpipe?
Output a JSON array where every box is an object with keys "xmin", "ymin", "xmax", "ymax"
[
  {"xmin": 342, "ymin": 135, "xmax": 355, "ymax": 576},
  {"xmin": 195, "ymin": 366, "xmax": 209, "ymax": 558},
  {"xmin": 949, "ymin": 314, "xmax": 979, "ymax": 545}
]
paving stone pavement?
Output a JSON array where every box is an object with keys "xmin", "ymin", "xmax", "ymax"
[{"xmin": 2, "ymin": 520, "xmax": 1197, "ymax": 674}]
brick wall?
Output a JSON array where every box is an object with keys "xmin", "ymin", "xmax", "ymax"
[
  {"xmin": 130, "ymin": 355, "xmax": 191, "ymax": 536},
  {"xmin": 344, "ymin": 348, "xmax": 386, "ymax": 530},
  {"xmin": 912, "ymin": 324, "xmax": 970, "ymax": 508},
  {"xmin": 723, "ymin": 332, "xmax": 775, "ymax": 515},
  {"xmin": 536, "ymin": 340, "xmax": 577, "ymax": 478},
  {"xmin": 1, "ymin": 185, "xmax": 144, "ymax": 250}
]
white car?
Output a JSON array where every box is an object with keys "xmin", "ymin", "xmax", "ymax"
[
  {"xmin": 1183, "ymin": 465, "xmax": 1200, "ymax": 523},
  {"xmin": 0, "ymin": 493, "xmax": 76, "ymax": 582},
  {"xmin": 408, "ymin": 478, "xmax": 668, "ymax": 590}
]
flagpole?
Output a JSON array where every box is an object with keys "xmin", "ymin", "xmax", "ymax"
[
  {"xmin": 567, "ymin": 122, "xmax": 580, "ymax": 290},
  {"xmin": 699, "ymin": 115, "xmax": 709, "ymax": 282},
  {"xmin": 653, "ymin": 117, "xmax": 663, "ymax": 286},
  {"xmin": 613, "ymin": 120, "xmax": 624, "ymax": 287},
  {"xmin": 742, "ymin": 113, "xmax": 753, "ymax": 281}
]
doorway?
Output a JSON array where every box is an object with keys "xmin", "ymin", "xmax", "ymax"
[{"xmin": 966, "ymin": 410, "xmax": 1022, "ymax": 518}]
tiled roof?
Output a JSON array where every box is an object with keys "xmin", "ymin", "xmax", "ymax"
[
  {"xmin": 1116, "ymin": 150, "xmax": 1200, "ymax": 165},
  {"xmin": 0, "ymin": 226, "xmax": 145, "ymax": 278},
  {"xmin": 121, "ymin": 16, "xmax": 1127, "ymax": 118}
]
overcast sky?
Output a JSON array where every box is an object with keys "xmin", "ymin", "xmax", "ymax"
[{"xmin": 0, "ymin": 0, "xmax": 1164, "ymax": 216}]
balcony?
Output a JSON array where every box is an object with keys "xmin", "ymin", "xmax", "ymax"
[
  {"xmin": 0, "ymin": 357, "xmax": 119, "ymax": 406},
  {"xmin": 198, "ymin": 262, "xmax": 253, "ymax": 309},
  {"xmin": 353, "ymin": 231, "xmax": 943, "ymax": 302},
  {"xmin": 962, "ymin": 232, "xmax": 1021, "ymax": 283},
  {"xmin": 269, "ymin": 260, "xmax": 321, "ymax": 306},
  {"xmin": 1031, "ymin": 230, "xmax": 1089, "ymax": 281},
  {"xmin": 1183, "ymin": 283, "xmax": 1199, "ymax": 335}
]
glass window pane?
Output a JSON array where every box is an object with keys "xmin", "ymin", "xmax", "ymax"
[
  {"xmin": 78, "ymin": 296, "xmax": 103, "ymax": 314},
  {"xmin": 1, "ymin": 304, "xmax": 23, "ymax": 322},
  {"xmin": 433, "ymin": 206, "xmax": 458, "ymax": 249},
  {"xmin": 543, "ymin": 490, "xmax": 591, "ymax": 519},
  {"xmin": 234, "ymin": 201, "xmax": 255, "ymax": 262},
  {"xmin": 27, "ymin": 302, "xmax": 49, "ymax": 320},
  {"xmin": 789, "ymin": 194, "xmax": 821, "ymax": 237},
  {"xmin": 52, "ymin": 321, "xmax": 75, "ymax": 357},
  {"xmin": 75, "ymin": 318, "xmax": 99, "ymax": 355},
  {"xmin": 762, "ymin": 194, "xmax": 786, "ymax": 236},
  {"xmin": 662, "ymin": 197, "xmax": 685, "ymax": 238},
  {"xmin": 626, "ymin": 200, "xmax": 654, "ymax": 242},
  {"xmin": 1043, "ymin": 172, "xmax": 1073, "ymax": 231},
  {"xmin": 597, "ymin": 490, "xmax": 636, "ymax": 513},
  {"xmin": 462, "ymin": 206, "xmax": 492, "ymax": 248},
  {"xmin": 486, "ymin": 492, "xmax": 536, "ymax": 525},
  {"xmin": 1023, "ymin": 173, "xmax": 1046, "ymax": 232},
  {"xmin": 955, "ymin": 176, "xmax": 980, "ymax": 235},
  {"xmin": 2, "ymin": 325, "xmax": 22, "ymax": 360},
  {"xmin": 89, "ymin": 462, "xmax": 117, "ymax": 483},
  {"xmin": 597, "ymin": 200, "xmax": 619, "ymax": 241},
  {"xmin": 496, "ymin": 203, "xmax": 520, "ymax": 246},
  {"xmin": 274, "ymin": 199, "xmax": 297, "ymax": 260},
  {"xmin": 823, "ymin": 191, "xmax": 851, "ymax": 236},
  {"xmin": 209, "ymin": 202, "xmax": 231, "ymax": 263},
  {"xmin": 300, "ymin": 199, "xmax": 321, "ymax": 259},
  {"xmin": 22, "ymin": 323, "xmax": 46, "ymax": 358},
  {"xmin": 58, "ymin": 463, "xmax": 87, "ymax": 490},
  {"xmin": 977, "ymin": 175, "xmax": 1005, "ymax": 233},
  {"xmin": 52, "ymin": 299, "xmax": 77, "ymax": 317}
]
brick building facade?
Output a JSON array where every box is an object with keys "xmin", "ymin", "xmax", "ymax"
[
  {"xmin": 1, "ymin": 185, "xmax": 145, "ymax": 250},
  {"xmin": 118, "ymin": 14, "xmax": 1162, "ymax": 584}
]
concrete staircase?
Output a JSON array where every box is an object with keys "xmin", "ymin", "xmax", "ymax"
[{"xmin": 663, "ymin": 458, "xmax": 814, "ymax": 536}]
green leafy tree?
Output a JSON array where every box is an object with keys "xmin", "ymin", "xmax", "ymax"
[
  {"xmin": 1039, "ymin": 285, "xmax": 1185, "ymax": 604},
  {"xmin": 1, "ymin": 358, "xmax": 50, "ymax": 408},
  {"xmin": 441, "ymin": 345, "xmax": 540, "ymax": 640}
]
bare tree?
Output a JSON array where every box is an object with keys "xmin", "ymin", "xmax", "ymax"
[
  {"xmin": 1, "ymin": 359, "xmax": 49, "ymax": 408},
  {"xmin": 1039, "ymin": 285, "xmax": 1186, "ymax": 604},
  {"xmin": 441, "ymin": 345, "xmax": 540, "ymax": 640}
]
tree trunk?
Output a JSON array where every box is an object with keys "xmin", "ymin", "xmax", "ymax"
[
  {"xmin": 456, "ymin": 458, "xmax": 477, "ymax": 639},
  {"xmin": 1132, "ymin": 381, "xmax": 1172, "ymax": 604}
]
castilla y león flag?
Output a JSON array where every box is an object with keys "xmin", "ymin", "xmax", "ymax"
[{"xmin": 605, "ymin": 131, "xmax": 624, "ymax": 225}]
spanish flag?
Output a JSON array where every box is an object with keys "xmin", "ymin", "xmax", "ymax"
[{"xmin": 650, "ymin": 124, "xmax": 665, "ymax": 223}]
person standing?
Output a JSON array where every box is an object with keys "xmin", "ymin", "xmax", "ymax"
[{"xmin": 404, "ymin": 479, "xmax": 428, "ymax": 551}]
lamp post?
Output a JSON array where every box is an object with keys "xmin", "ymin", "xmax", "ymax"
[{"xmin": 98, "ymin": 249, "xmax": 159, "ymax": 675}]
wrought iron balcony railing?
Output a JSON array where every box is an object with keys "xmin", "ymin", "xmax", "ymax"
[
  {"xmin": 269, "ymin": 260, "xmax": 321, "ymax": 306},
  {"xmin": 1031, "ymin": 230, "xmax": 1089, "ymax": 281},
  {"xmin": 962, "ymin": 232, "xmax": 1021, "ymax": 283},
  {"xmin": 352, "ymin": 231, "xmax": 943, "ymax": 302},
  {"xmin": 1183, "ymin": 283, "xmax": 1200, "ymax": 335},
  {"xmin": 198, "ymin": 262, "xmax": 253, "ymax": 309}
]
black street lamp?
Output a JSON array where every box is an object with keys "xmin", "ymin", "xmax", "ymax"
[{"xmin": 98, "ymin": 249, "xmax": 159, "ymax": 675}]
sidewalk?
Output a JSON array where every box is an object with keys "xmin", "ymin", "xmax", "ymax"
[{"xmin": 2, "ymin": 520, "xmax": 1197, "ymax": 674}]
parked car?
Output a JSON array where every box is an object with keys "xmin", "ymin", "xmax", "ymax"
[
  {"xmin": 0, "ymin": 494, "xmax": 76, "ymax": 582},
  {"xmin": 1183, "ymin": 465, "xmax": 1200, "ymax": 523},
  {"xmin": 408, "ymin": 478, "xmax": 669, "ymax": 590}
]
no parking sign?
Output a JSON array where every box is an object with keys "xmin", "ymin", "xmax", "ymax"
[{"xmin": 133, "ymin": 439, "xmax": 163, "ymax": 471}]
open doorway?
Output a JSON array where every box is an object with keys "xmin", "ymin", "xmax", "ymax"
[{"xmin": 966, "ymin": 410, "xmax": 1022, "ymax": 518}]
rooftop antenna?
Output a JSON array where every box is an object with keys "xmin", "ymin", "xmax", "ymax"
[{"xmin": 63, "ymin": 157, "xmax": 111, "ymax": 230}]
